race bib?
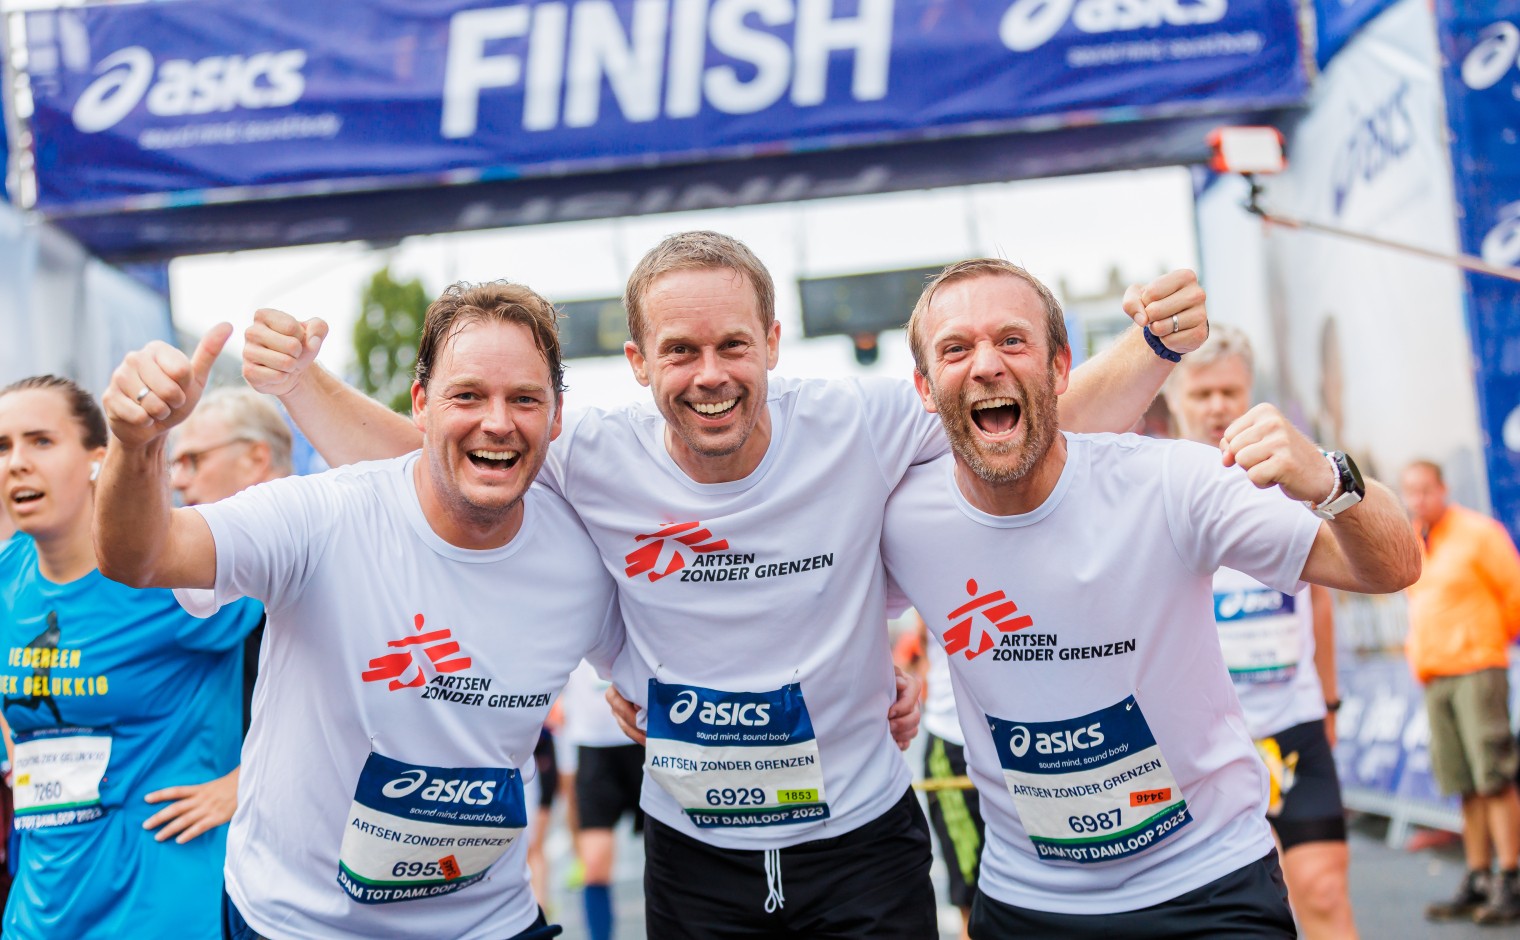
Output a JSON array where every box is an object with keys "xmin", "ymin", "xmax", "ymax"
[
  {"xmin": 12, "ymin": 727, "xmax": 111, "ymax": 830},
  {"xmin": 988, "ymin": 696, "xmax": 1190, "ymax": 865},
  {"xmin": 645, "ymin": 680, "xmax": 829, "ymax": 828},
  {"xmin": 1214, "ymin": 586, "xmax": 1302, "ymax": 685},
  {"xmin": 337, "ymin": 752, "xmax": 526, "ymax": 905}
]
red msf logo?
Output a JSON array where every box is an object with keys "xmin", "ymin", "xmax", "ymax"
[
  {"xmin": 362, "ymin": 613, "xmax": 472, "ymax": 690},
  {"xmin": 624, "ymin": 521, "xmax": 729, "ymax": 582},
  {"xmin": 945, "ymin": 578, "xmax": 1033, "ymax": 660}
]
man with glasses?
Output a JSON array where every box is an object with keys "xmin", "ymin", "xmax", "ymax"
[{"xmin": 142, "ymin": 389, "xmax": 294, "ymax": 847}]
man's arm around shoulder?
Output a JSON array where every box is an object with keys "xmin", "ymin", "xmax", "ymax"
[{"xmin": 244, "ymin": 307, "xmax": 420, "ymax": 466}]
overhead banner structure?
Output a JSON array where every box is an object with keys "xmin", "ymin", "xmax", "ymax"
[
  {"xmin": 13, "ymin": 0, "xmax": 1308, "ymax": 257},
  {"xmin": 1436, "ymin": 0, "xmax": 1520, "ymax": 540},
  {"xmin": 1313, "ymin": 0, "xmax": 1399, "ymax": 67}
]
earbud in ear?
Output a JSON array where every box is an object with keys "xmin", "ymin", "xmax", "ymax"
[{"xmin": 89, "ymin": 461, "xmax": 101, "ymax": 482}]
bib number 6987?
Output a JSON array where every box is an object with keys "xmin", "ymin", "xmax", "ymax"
[
  {"xmin": 1068, "ymin": 809, "xmax": 1121, "ymax": 833},
  {"xmin": 706, "ymin": 787, "xmax": 765, "ymax": 807}
]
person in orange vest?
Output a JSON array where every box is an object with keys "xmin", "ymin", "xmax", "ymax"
[{"xmin": 1402, "ymin": 460, "xmax": 1520, "ymax": 925}]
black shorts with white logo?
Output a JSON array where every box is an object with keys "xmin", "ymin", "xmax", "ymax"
[
  {"xmin": 968, "ymin": 851, "xmax": 1295, "ymax": 940},
  {"xmin": 1260, "ymin": 718, "xmax": 1347, "ymax": 851},
  {"xmin": 575, "ymin": 743, "xmax": 646, "ymax": 831},
  {"xmin": 643, "ymin": 787, "xmax": 937, "ymax": 939}
]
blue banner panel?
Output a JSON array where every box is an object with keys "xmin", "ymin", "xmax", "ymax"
[
  {"xmin": 21, "ymin": 0, "xmax": 1308, "ymax": 213},
  {"xmin": 1435, "ymin": 1, "xmax": 1520, "ymax": 543},
  {"xmin": 1314, "ymin": 0, "xmax": 1400, "ymax": 68},
  {"xmin": 49, "ymin": 105, "xmax": 1300, "ymax": 260}
]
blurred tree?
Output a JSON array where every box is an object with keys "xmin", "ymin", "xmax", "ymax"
[{"xmin": 354, "ymin": 266, "xmax": 429, "ymax": 413}]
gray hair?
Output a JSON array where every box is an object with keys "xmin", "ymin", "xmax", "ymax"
[
  {"xmin": 1163, "ymin": 323, "xmax": 1255, "ymax": 396},
  {"xmin": 192, "ymin": 388, "xmax": 293, "ymax": 475}
]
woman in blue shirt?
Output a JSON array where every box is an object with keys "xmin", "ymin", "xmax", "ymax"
[{"xmin": 0, "ymin": 375, "xmax": 260, "ymax": 940}]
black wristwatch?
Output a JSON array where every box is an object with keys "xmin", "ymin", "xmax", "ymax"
[{"xmin": 1308, "ymin": 451, "xmax": 1365, "ymax": 521}]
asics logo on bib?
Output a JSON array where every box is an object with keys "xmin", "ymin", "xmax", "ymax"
[
  {"xmin": 1462, "ymin": 22, "xmax": 1520, "ymax": 91},
  {"xmin": 669, "ymin": 690, "xmax": 700, "ymax": 724},
  {"xmin": 72, "ymin": 45, "xmax": 308, "ymax": 133},
  {"xmin": 1008, "ymin": 723, "xmax": 1106, "ymax": 758},
  {"xmin": 671, "ymin": 691, "xmax": 773, "ymax": 726},
  {"xmin": 624, "ymin": 521, "xmax": 730, "ymax": 582},
  {"xmin": 361, "ymin": 613, "xmax": 472, "ymax": 691},
  {"xmin": 1216, "ymin": 589, "xmax": 1284, "ymax": 619},
  {"xmin": 999, "ymin": 0, "xmax": 1228, "ymax": 52},
  {"xmin": 944, "ymin": 578, "xmax": 1034, "ymax": 660},
  {"xmin": 380, "ymin": 769, "xmax": 499, "ymax": 805}
]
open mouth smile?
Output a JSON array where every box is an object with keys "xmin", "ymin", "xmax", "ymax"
[
  {"xmin": 467, "ymin": 449, "xmax": 521, "ymax": 472},
  {"xmin": 970, "ymin": 397, "xmax": 1022, "ymax": 439},
  {"xmin": 687, "ymin": 398, "xmax": 739, "ymax": 419}
]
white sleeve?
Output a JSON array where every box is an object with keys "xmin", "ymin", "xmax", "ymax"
[
  {"xmin": 1161, "ymin": 441, "xmax": 1321, "ymax": 594},
  {"xmin": 582, "ymin": 589, "xmax": 625, "ymax": 679},
  {"xmin": 190, "ymin": 472, "xmax": 335, "ymax": 614},
  {"xmin": 858, "ymin": 377, "xmax": 949, "ymax": 486},
  {"xmin": 538, "ymin": 407, "xmax": 588, "ymax": 499}
]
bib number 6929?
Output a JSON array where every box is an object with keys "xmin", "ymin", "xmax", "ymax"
[{"xmin": 706, "ymin": 787, "xmax": 765, "ymax": 806}]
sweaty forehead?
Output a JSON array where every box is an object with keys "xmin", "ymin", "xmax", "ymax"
[
  {"xmin": 434, "ymin": 319, "xmax": 552, "ymax": 387},
  {"xmin": 645, "ymin": 269, "xmax": 763, "ymax": 333},
  {"xmin": 927, "ymin": 277, "xmax": 1044, "ymax": 337}
]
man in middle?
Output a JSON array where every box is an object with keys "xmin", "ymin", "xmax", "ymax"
[{"xmin": 241, "ymin": 230, "xmax": 1210, "ymax": 938}]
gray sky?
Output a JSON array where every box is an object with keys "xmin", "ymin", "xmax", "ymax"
[{"xmin": 170, "ymin": 167, "xmax": 1199, "ymax": 410}]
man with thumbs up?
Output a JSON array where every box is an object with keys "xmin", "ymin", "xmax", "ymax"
[{"xmin": 94, "ymin": 281, "xmax": 624, "ymax": 939}]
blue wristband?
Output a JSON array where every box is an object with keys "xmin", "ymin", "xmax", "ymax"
[{"xmin": 1143, "ymin": 325, "xmax": 1182, "ymax": 363}]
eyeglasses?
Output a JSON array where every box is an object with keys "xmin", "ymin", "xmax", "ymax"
[{"xmin": 169, "ymin": 439, "xmax": 250, "ymax": 475}]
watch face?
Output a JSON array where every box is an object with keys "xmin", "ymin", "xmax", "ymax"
[{"xmin": 1336, "ymin": 451, "xmax": 1365, "ymax": 497}]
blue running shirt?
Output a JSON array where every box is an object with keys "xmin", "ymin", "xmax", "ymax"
[{"xmin": 0, "ymin": 534, "xmax": 261, "ymax": 940}]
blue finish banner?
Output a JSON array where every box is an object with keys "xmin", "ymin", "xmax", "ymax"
[
  {"xmin": 20, "ymin": 0, "xmax": 1308, "ymax": 213},
  {"xmin": 1313, "ymin": 0, "xmax": 1400, "ymax": 67},
  {"xmin": 1435, "ymin": 1, "xmax": 1520, "ymax": 542}
]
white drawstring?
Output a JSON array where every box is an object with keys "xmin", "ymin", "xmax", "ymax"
[{"xmin": 763, "ymin": 849, "xmax": 785, "ymax": 913}]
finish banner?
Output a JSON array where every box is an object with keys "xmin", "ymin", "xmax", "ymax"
[
  {"xmin": 1435, "ymin": 1, "xmax": 1520, "ymax": 542},
  {"xmin": 18, "ymin": 0, "xmax": 1307, "ymax": 212}
]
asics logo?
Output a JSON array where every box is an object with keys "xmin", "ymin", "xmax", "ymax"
[
  {"xmin": 382, "ymin": 769, "xmax": 499, "ymax": 805},
  {"xmin": 669, "ymin": 690, "xmax": 700, "ymax": 724},
  {"xmin": 669, "ymin": 691, "xmax": 772, "ymax": 726},
  {"xmin": 1008, "ymin": 725, "xmax": 1032, "ymax": 758},
  {"xmin": 1483, "ymin": 202, "xmax": 1520, "ymax": 268},
  {"xmin": 382, "ymin": 770, "xmax": 429, "ymax": 798},
  {"xmin": 1000, "ymin": 0, "xmax": 1228, "ymax": 53},
  {"xmin": 1462, "ymin": 22, "xmax": 1520, "ymax": 91},
  {"xmin": 72, "ymin": 45, "xmax": 308, "ymax": 133},
  {"xmin": 1216, "ymin": 589, "xmax": 1285, "ymax": 619}
]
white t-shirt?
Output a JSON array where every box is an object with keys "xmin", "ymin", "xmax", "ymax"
[
  {"xmin": 542, "ymin": 375, "xmax": 945, "ymax": 849},
  {"xmin": 189, "ymin": 455, "xmax": 622, "ymax": 940},
  {"xmin": 1213, "ymin": 570, "xmax": 1327, "ymax": 738},
  {"xmin": 882, "ymin": 433, "xmax": 1320, "ymax": 915},
  {"xmin": 561, "ymin": 660, "xmax": 635, "ymax": 749},
  {"xmin": 923, "ymin": 636, "xmax": 964, "ymax": 746}
]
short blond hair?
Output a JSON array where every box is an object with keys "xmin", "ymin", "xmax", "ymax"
[
  {"xmin": 624, "ymin": 231, "xmax": 775, "ymax": 348},
  {"xmin": 1163, "ymin": 324, "xmax": 1255, "ymax": 397},
  {"xmin": 194, "ymin": 388, "xmax": 293, "ymax": 475},
  {"xmin": 907, "ymin": 259, "xmax": 1067, "ymax": 375}
]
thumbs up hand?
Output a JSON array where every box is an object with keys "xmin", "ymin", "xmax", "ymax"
[
  {"xmin": 242, "ymin": 307, "xmax": 329, "ymax": 397},
  {"xmin": 104, "ymin": 324, "xmax": 233, "ymax": 449}
]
